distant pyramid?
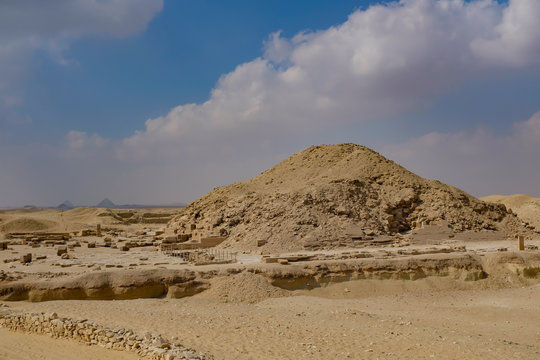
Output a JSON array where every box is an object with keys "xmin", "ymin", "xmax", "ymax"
[
  {"xmin": 57, "ymin": 200, "xmax": 75, "ymax": 210},
  {"xmin": 96, "ymin": 198, "xmax": 116, "ymax": 208}
]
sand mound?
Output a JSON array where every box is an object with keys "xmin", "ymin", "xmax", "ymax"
[
  {"xmin": 196, "ymin": 272, "xmax": 288, "ymax": 303},
  {"xmin": 167, "ymin": 144, "xmax": 532, "ymax": 251},
  {"xmin": 1, "ymin": 218, "xmax": 57, "ymax": 233},
  {"xmin": 481, "ymin": 194, "xmax": 540, "ymax": 231}
]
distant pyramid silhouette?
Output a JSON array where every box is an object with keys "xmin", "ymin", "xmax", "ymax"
[
  {"xmin": 57, "ymin": 200, "xmax": 74, "ymax": 210},
  {"xmin": 96, "ymin": 198, "xmax": 116, "ymax": 208}
]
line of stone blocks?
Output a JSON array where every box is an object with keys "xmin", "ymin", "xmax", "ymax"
[{"xmin": 0, "ymin": 310, "xmax": 207, "ymax": 360}]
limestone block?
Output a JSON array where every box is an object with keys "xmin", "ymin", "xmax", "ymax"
[
  {"xmin": 57, "ymin": 246, "xmax": 67, "ymax": 256},
  {"xmin": 20, "ymin": 253, "xmax": 32, "ymax": 263}
]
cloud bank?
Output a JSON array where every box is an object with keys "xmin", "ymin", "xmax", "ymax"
[
  {"xmin": 384, "ymin": 111, "xmax": 540, "ymax": 197},
  {"xmin": 2, "ymin": 0, "xmax": 540, "ymax": 206},
  {"xmin": 121, "ymin": 0, "xmax": 540, "ymax": 156}
]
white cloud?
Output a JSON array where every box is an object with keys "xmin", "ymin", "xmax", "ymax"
[
  {"xmin": 471, "ymin": 0, "xmax": 540, "ymax": 67},
  {"xmin": 65, "ymin": 130, "xmax": 109, "ymax": 157},
  {"xmin": 3, "ymin": 0, "xmax": 540, "ymax": 206},
  {"xmin": 383, "ymin": 111, "xmax": 540, "ymax": 197},
  {"xmin": 119, "ymin": 0, "xmax": 540, "ymax": 158},
  {"xmin": 92, "ymin": 0, "xmax": 537, "ymax": 202}
]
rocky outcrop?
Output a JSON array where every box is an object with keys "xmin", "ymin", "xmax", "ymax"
[
  {"xmin": 1, "ymin": 251, "xmax": 538, "ymax": 302},
  {"xmin": 258, "ymin": 253, "xmax": 488, "ymax": 289},
  {"xmin": 0, "ymin": 269, "xmax": 209, "ymax": 302}
]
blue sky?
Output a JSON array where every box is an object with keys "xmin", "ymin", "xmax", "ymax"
[
  {"xmin": 1, "ymin": 0, "xmax": 540, "ymax": 207},
  {"xmin": 17, "ymin": 0, "xmax": 370, "ymax": 140}
]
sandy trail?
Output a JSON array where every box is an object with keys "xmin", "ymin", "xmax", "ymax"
[
  {"xmin": 5, "ymin": 282, "xmax": 540, "ymax": 360},
  {"xmin": 0, "ymin": 328, "xmax": 139, "ymax": 360}
]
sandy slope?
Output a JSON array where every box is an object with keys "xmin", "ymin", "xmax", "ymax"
[
  {"xmin": 482, "ymin": 194, "xmax": 540, "ymax": 231},
  {"xmin": 0, "ymin": 328, "xmax": 139, "ymax": 360},
  {"xmin": 6, "ymin": 282, "xmax": 540, "ymax": 360}
]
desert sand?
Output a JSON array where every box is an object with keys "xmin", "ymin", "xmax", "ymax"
[
  {"xmin": 2, "ymin": 276, "xmax": 539, "ymax": 359},
  {"xmin": 0, "ymin": 328, "xmax": 139, "ymax": 360},
  {"xmin": 1, "ymin": 144, "xmax": 539, "ymax": 359}
]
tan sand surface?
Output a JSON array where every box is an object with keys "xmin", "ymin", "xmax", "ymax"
[
  {"xmin": 0, "ymin": 328, "xmax": 139, "ymax": 360},
  {"xmin": 6, "ymin": 282, "xmax": 540, "ymax": 359}
]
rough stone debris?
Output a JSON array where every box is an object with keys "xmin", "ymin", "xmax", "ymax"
[
  {"xmin": 20, "ymin": 253, "xmax": 32, "ymax": 264},
  {"xmin": 255, "ymin": 239, "xmax": 267, "ymax": 247},
  {"xmin": 165, "ymin": 144, "xmax": 534, "ymax": 252},
  {"xmin": 0, "ymin": 310, "xmax": 207, "ymax": 360},
  {"xmin": 57, "ymin": 246, "xmax": 67, "ymax": 256}
]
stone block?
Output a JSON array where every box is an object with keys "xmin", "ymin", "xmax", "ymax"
[
  {"xmin": 57, "ymin": 246, "xmax": 67, "ymax": 256},
  {"xmin": 20, "ymin": 253, "xmax": 32, "ymax": 263},
  {"xmin": 162, "ymin": 236, "xmax": 179, "ymax": 244}
]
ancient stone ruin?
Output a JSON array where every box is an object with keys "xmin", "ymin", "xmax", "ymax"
[{"xmin": 165, "ymin": 144, "xmax": 533, "ymax": 252}]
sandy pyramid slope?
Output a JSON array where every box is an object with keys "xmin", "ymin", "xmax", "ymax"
[{"xmin": 166, "ymin": 144, "xmax": 533, "ymax": 251}]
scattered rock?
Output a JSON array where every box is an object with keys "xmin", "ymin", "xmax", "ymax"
[
  {"xmin": 57, "ymin": 246, "xmax": 67, "ymax": 257},
  {"xmin": 20, "ymin": 253, "xmax": 32, "ymax": 264},
  {"xmin": 165, "ymin": 144, "xmax": 531, "ymax": 252}
]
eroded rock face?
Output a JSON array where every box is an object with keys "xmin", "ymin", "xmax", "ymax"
[
  {"xmin": 0, "ymin": 269, "xmax": 208, "ymax": 302},
  {"xmin": 166, "ymin": 144, "xmax": 531, "ymax": 251}
]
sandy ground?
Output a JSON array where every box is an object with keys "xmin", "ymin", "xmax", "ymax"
[
  {"xmin": 4, "ymin": 280, "xmax": 539, "ymax": 360},
  {"xmin": 1, "ymin": 207, "xmax": 539, "ymax": 359},
  {"xmin": 0, "ymin": 328, "xmax": 139, "ymax": 360}
]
